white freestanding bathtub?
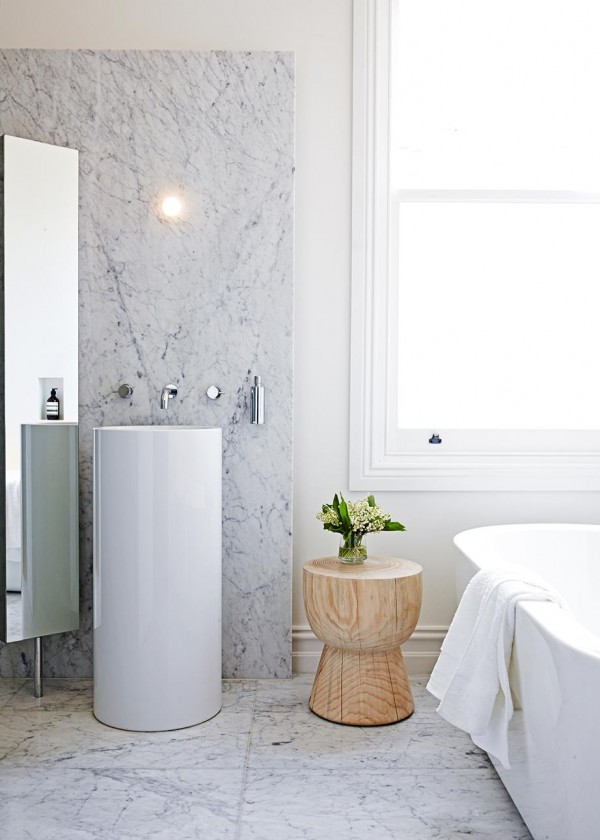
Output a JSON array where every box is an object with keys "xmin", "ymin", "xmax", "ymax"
[{"xmin": 454, "ymin": 524, "xmax": 600, "ymax": 840}]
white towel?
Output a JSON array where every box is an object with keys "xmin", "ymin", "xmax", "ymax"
[
  {"xmin": 5, "ymin": 469, "xmax": 21, "ymax": 551},
  {"xmin": 427, "ymin": 566, "xmax": 566, "ymax": 769}
]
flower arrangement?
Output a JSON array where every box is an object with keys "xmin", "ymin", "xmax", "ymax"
[{"xmin": 317, "ymin": 493, "xmax": 405, "ymax": 563}]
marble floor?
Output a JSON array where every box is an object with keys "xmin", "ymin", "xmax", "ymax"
[{"xmin": 0, "ymin": 675, "xmax": 531, "ymax": 840}]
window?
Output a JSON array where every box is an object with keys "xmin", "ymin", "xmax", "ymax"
[{"xmin": 350, "ymin": 0, "xmax": 600, "ymax": 490}]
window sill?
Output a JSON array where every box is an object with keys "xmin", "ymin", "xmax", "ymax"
[{"xmin": 350, "ymin": 450, "xmax": 600, "ymax": 492}]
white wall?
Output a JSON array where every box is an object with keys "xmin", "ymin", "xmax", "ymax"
[{"xmin": 2, "ymin": 0, "xmax": 599, "ymax": 673}]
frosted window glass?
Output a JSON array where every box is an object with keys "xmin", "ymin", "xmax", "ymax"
[
  {"xmin": 393, "ymin": 0, "xmax": 600, "ymax": 190},
  {"xmin": 396, "ymin": 202, "xmax": 600, "ymax": 430}
]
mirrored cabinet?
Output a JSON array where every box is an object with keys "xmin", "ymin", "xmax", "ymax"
[{"xmin": 0, "ymin": 136, "xmax": 79, "ymax": 675}]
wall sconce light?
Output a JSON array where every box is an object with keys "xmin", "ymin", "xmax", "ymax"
[{"xmin": 161, "ymin": 196, "xmax": 182, "ymax": 218}]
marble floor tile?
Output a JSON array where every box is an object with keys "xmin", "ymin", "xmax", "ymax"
[
  {"xmin": 248, "ymin": 682, "xmax": 488, "ymax": 771},
  {"xmin": 239, "ymin": 769, "xmax": 532, "ymax": 840},
  {"xmin": 0, "ymin": 680, "xmax": 255, "ymax": 771},
  {"xmin": 6, "ymin": 679, "xmax": 93, "ymax": 711},
  {"xmin": 0, "ymin": 678, "xmax": 25, "ymax": 709},
  {"xmin": 0, "ymin": 676, "xmax": 532, "ymax": 839},
  {"xmin": 0, "ymin": 766, "xmax": 243, "ymax": 840},
  {"xmin": 222, "ymin": 679, "xmax": 258, "ymax": 711},
  {"xmin": 254, "ymin": 675, "xmax": 313, "ymax": 712}
]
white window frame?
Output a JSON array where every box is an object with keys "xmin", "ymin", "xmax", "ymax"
[{"xmin": 349, "ymin": 0, "xmax": 600, "ymax": 491}]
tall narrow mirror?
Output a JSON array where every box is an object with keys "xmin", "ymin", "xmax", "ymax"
[{"xmin": 0, "ymin": 135, "xmax": 79, "ymax": 643}]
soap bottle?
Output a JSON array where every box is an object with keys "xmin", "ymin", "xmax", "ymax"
[{"xmin": 46, "ymin": 388, "xmax": 60, "ymax": 420}]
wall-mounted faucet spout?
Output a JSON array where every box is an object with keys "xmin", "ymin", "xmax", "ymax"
[{"xmin": 160, "ymin": 384, "xmax": 178, "ymax": 410}]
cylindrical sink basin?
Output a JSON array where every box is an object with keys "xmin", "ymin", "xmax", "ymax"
[{"xmin": 93, "ymin": 425, "xmax": 222, "ymax": 731}]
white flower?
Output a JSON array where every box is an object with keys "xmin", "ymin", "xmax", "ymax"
[
  {"xmin": 316, "ymin": 508, "xmax": 341, "ymax": 527},
  {"xmin": 347, "ymin": 499, "xmax": 391, "ymax": 534},
  {"xmin": 316, "ymin": 495, "xmax": 396, "ymax": 536}
]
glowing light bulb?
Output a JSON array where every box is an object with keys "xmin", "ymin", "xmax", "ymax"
[{"xmin": 161, "ymin": 196, "xmax": 182, "ymax": 217}]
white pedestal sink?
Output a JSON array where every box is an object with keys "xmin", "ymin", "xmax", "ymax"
[{"xmin": 93, "ymin": 426, "xmax": 222, "ymax": 731}]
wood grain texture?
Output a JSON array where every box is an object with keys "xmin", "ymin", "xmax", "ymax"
[
  {"xmin": 309, "ymin": 647, "xmax": 414, "ymax": 725},
  {"xmin": 303, "ymin": 556, "xmax": 423, "ymax": 725}
]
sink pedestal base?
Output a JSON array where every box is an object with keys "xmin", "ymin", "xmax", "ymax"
[{"xmin": 93, "ymin": 426, "xmax": 222, "ymax": 732}]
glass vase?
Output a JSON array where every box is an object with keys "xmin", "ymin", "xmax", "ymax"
[{"xmin": 338, "ymin": 533, "xmax": 367, "ymax": 564}]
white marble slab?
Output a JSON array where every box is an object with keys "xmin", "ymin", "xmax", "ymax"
[
  {"xmin": 239, "ymin": 769, "xmax": 533, "ymax": 840},
  {"xmin": 0, "ymin": 49, "xmax": 294, "ymax": 678},
  {"xmin": 0, "ymin": 681, "xmax": 255, "ymax": 771},
  {"xmin": 250, "ymin": 676, "xmax": 488, "ymax": 771},
  {"xmin": 0, "ymin": 677, "xmax": 532, "ymax": 839},
  {"xmin": 0, "ymin": 766, "xmax": 243, "ymax": 840},
  {"xmin": 0, "ymin": 678, "xmax": 25, "ymax": 710},
  {"xmin": 248, "ymin": 710, "xmax": 489, "ymax": 772}
]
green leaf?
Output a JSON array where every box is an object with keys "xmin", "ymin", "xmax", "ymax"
[
  {"xmin": 367, "ymin": 495, "xmax": 376, "ymax": 507},
  {"xmin": 323, "ymin": 522, "xmax": 344, "ymax": 534},
  {"xmin": 332, "ymin": 494, "xmax": 341, "ymax": 518},
  {"xmin": 337, "ymin": 493, "xmax": 352, "ymax": 531},
  {"xmin": 383, "ymin": 521, "xmax": 406, "ymax": 532}
]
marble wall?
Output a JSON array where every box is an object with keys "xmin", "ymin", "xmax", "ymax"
[{"xmin": 0, "ymin": 49, "xmax": 294, "ymax": 678}]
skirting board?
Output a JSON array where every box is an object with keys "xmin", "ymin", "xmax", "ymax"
[{"xmin": 292, "ymin": 625, "xmax": 448, "ymax": 676}]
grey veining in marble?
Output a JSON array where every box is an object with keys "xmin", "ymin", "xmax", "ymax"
[
  {"xmin": 0, "ymin": 49, "xmax": 294, "ymax": 677},
  {"xmin": 239, "ymin": 769, "xmax": 531, "ymax": 840},
  {"xmin": 0, "ymin": 676, "xmax": 532, "ymax": 840},
  {"xmin": 1, "ymin": 767, "xmax": 243, "ymax": 840},
  {"xmin": 0, "ymin": 680, "xmax": 254, "ymax": 771}
]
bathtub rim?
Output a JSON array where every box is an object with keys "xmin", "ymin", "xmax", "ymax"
[
  {"xmin": 455, "ymin": 521, "xmax": 600, "ymax": 551},
  {"xmin": 453, "ymin": 523, "xmax": 600, "ymax": 660}
]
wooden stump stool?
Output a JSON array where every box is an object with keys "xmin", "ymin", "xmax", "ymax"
[{"xmin": 303, "ymin": 556, "xmax": 423, "ymax": 726}]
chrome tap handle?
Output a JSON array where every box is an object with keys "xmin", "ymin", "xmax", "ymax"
[
  {"xmin": 118, "ymin": 384, "xmax": 134, "ymax": 398},
  {"xmin": 160, "ymin": 384, "xmax": 178, "ymax": 409}
]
